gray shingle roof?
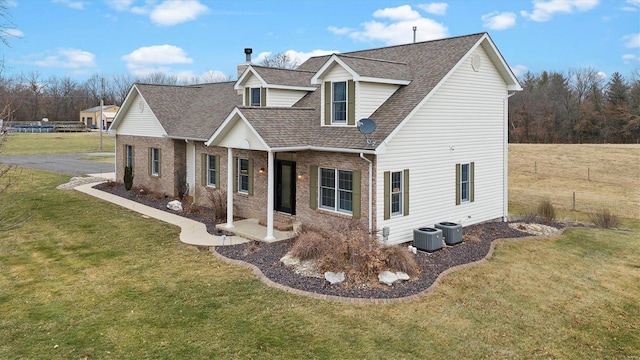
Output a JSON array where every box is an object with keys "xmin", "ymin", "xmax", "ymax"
[
  {"xmin": 135, "ymin": 33, "xmax": 491, "ymax": 150},
  {"xmin": 136, "ymin": 82, "xmax": 242, "ymax": 140},
  {"xmin": 332, "ymin": 54, "xmax": 411, "ymax": 82},
  {"xmin": 248, "ymin": 65, "xmax": 316, "ymax": 88}
]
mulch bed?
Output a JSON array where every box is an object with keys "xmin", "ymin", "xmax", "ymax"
[{"xmin": 94, "ymin": 181, "xmax": 557, "ymax": 299}]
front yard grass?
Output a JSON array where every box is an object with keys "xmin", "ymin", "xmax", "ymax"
[
  {"xmin": 1, "ymin": 169, "xmax": 638, "ymax": 359},
  {"xmin": 1, "ymin": 132, "xmax": 115, "ymax": 156}
]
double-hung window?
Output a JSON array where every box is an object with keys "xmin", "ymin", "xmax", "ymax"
[
  {"xmin": 125, "ymin": 145, "xmax": 133, "ymax": 168},
  {"xmin": 238, "ymin": 158, "xmax": 249, "ymax": 193},
  {"xmin": 332, "ymin": 81, "xmax": 347, "ymax": 124},
  {"xmin": 460, "ymin": 163, "xmax": 470, "ymax": 203},
  {"xmin": 150, "ymin": 148, "xmax": 160, "ymax": 176},
  {"xmin": 391, "ymin": 171, "xmax": 403, "ymax": 216},
  {"xmin": 250, "ymin": 87, "xmax": 261, "ymax": 106},
  {"xmin": 455, "ymin": 162, "xmax": 474, "ymax": 205},
  {"xmin": 320, "ymin": 167, "xmax": 353, "ymax": 214},
  {"xmin": 207, "ymin": 154, "xmax": 216, "ymax": 187}
]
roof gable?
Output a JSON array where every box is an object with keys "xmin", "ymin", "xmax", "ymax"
[
  {"xmin": 311, "ymin": 54, "xmax": 411, "ymax": 85},
  {"xmin": 235, "ymin": 65, "xmax": 317, "ymax": 91}
]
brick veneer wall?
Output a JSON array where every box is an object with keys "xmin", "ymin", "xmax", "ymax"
[
  {"xmin": 295, "ymin": 151, "xmax": 376, "ymax": 232},
  {"xmin": 189, "ymin": 145, "xmax": 378, "ymax": 233},
  {"xmin": 116, "ymin": 135, "xmax": 185, "ymax": 197}
]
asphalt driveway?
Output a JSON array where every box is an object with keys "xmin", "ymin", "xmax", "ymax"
[{"xmin": 0, "ymin": 153, "xmax": 115, "ymax": 176}]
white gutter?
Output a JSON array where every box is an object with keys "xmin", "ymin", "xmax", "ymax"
[
  {"xmin": 360, "ymin": 153, "xmax": 373, "ymax": 234},
  {"xmin": 503, "ymin": 91, "xmax": 517, "ymax": 222},
  {"xmin": 267, "ymin": 145, "xmax": 376, "ymax": 155}
]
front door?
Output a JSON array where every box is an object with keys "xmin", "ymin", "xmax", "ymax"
[{"xmin": 275, "ymin": 160, "xmax": 296, "ymax": 215}]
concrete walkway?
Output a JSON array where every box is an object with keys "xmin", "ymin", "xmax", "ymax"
[{"xmin": 74, "ymin": 182, "xmax": 250, "ymax": 247}]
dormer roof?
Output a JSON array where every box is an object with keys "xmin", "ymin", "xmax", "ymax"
[
  {"xmin": 311, "ymin": 54, "xmax": 411, "ymax": 85},
  {"xmin": 235, "ymin": 65, "xmax": 317, "ymax": 91}
]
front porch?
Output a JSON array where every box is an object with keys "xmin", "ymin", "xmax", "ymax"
[{"xmin": 216, "ymin": 218, "xmax": 298, "ymax": 243}]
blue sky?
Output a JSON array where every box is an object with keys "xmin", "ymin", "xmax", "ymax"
[{"xmin": 2, "ymin": 0, "xmax": 639, "ymax": 82}]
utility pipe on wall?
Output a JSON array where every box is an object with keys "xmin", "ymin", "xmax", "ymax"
[{"xmin": 360, "ymin": 153, "xmax": 373, "ymax": 234}]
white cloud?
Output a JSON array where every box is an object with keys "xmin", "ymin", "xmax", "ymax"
[
  {"xmin": 521, "ymin": 0, "xmax": 599, "ymax": 22},
  {"xmin": 338, "ymin": 5, "xmax": 448, "ymax": 46},
  {"xmin": 328, "ymin": 26, "xmax": 353, "ymax": 35},
  {"xmin": 122, "ymin": 45, "xmax": 193, "ymax": 76},
  {"xmin": 622, "ymin": 54, "xmax": 640, "ymax": 64},
  {"xmin": 105, "ymin": 0, "xmax": 133, "ymax": 12},
  {"xmin": 597, "ymin": 71, "xmax": 607, "ymax": 80},
  {"xmin": 623, "ymin": 33, "xmax": 640, "ymax": 48},
  {"xmin": 417, "ymin": 3, "xmax": 448, "ymax": 16},
  {"xmin": 4, "ymin": 28, "xmax": 23, "ymax": 38},
  {"xmin": 122, "ymin": 45, "xmax": 193, "ymax": 65},
  {"xmin": 511, "ymin": 65, "xmax": 529, "ymax": 77},
  {"xmin": 149, "ymin": 0, "xmax": 209, "ymax": 26},
  {"xmin": 52, "ymin": 0, "xmax": 86, "ymax": 10},
  {"xmin": 33, "ymin": 48, "xmax": 96, "ymax": 69},
  {"xmin": 482, "ymin": 11, "xmax": 517, "ymax": 30},
  {"xmin": 373, "ymin": 5, "xmax": 421, "ymax": 21},
  {"xmin": 623, "ymin": 0, "xmax": 640, "ymax": 10},
  {"xmin": 197, "ymin": 70, "xmax": 229, "ymax": 83}
]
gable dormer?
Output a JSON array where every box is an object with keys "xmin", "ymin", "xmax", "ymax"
[
  {"xmin": 311, "ymin": 54, "xmax": 411, "ymax": 127},
  {"xmin": 235, "ymin": 65, "xmax": 316, "ymax": 107}
]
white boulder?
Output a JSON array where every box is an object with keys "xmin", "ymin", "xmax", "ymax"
[
  {"xmin": 325, "ymin": 271, "xmax": 345, "ymax": 285},
  {"xmin": 379, "ymin": 271, "xmax": 410, "ymax": 286},
  {"xmin": 167, "ymin": 200, "xmax": 182, "ymax": 211}
]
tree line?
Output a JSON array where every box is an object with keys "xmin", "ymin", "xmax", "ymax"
[
  {"xmin": 1, "ymin": 66, "xmax": 639, "ymax": 143},
  {"xmin": 0, "ymin": 71, "xmax": 232, "ymax": 124},
  {"xmin": 509, "ymin": 68, "xmax": 640, "ymax": 144}
]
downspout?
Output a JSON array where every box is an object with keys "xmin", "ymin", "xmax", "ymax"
[
  {"xmin": 503, "ymin": 92, "xmax": 517, "ymax": 222},
  {"xmin": 360, "ymin": 153, "xmax": 373, "ymax": 234}
]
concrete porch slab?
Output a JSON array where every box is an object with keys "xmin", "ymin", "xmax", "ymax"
[{"xmin": 216, "ymin": 218, "xmax": 296, "ymax": 243}]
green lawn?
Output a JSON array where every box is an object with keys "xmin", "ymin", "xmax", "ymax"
[
  {"xmin": 1, "ymin": 132, "xmax": 115, "ymax": 155},
  {"xmin": 0, "ymin": 169, "xmax": 638, "ymax": 359}
]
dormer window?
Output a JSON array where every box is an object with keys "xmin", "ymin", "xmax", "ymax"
[
  {"xmin": 323, "ymin": 80, "xmax": 355, "ymax": 126},
  {"xmin": 250, "ymin": 87, "xmax": 261, "ymax": 106},
  {"xmin": 245, "ymin": 87, "xmax": 265, "ymax": 106},
  {"xmin": 332, "ymin": 81, "xmax": 347, "ymax": 123}
]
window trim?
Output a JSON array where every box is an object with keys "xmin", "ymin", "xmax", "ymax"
[
  {"xmin": 456, "ymin": 162, "xmax": 474, "ymax": 205},
  {"xmin": 460, "ymin": 163, "xmax": 470, "ymax": 203},
  {"xmin": 331, "ymin": 81, "xmax": 347, "ymax": 124},
  {"xmin": 125, "ymin": 145, "xmax": 133, "ymax": 168},
  {"xmin": 206, "ymin": 154, "xmax": 216, "ymax": 187},
  {"xmin": 318, "ymin": 167, "xmax": 353, "ymax": 215},
  {"xmin": 250, "ymin": 87, "xmax": 261, "ymax": 106},
  {"xmin": 390, "ymin": 170, "xmax": 403, "ymax": 216},
  {"xmin": 150, "ymin": 147, "xmax": 160, "ymax": 176},
  {"xmin": 238, "ymin": 158, "xmax": 250, "ymax": 194}
]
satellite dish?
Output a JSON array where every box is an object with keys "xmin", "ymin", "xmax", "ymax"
[{"xmin": 357, "ymin": 118, "xmax": 376, "ymax": 135}]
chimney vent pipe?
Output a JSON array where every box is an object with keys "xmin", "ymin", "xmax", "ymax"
[{"xmin": 244, "ymin": 48, "xmax": 252, "ymax": 62}]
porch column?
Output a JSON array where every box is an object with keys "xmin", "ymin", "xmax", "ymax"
[
  {"xmin": 265, "ymin": 150, "xmax": 275, "ymax": 241},
  {"xmin": 225, "ymin": 147, "xmax": 234, "ymax": 229}
]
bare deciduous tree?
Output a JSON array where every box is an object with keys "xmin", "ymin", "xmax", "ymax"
[{"xmin": 260, "ymin": 52, "xmax": 298, "ymax": 69}]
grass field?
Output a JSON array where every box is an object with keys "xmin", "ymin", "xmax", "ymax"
[
  {"xmin": 509, "ymin": 144, "xmax": 640, "ymax": 220},
  {"xmin": 0, "ymin": 137, "xmax": 639, "ymax": 358},
  {"xmin": 0, "ymin": 132, "xmax": 115, "ymax": 156}
]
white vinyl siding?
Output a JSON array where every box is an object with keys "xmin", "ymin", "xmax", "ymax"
[
  {"xmin": 116, "ymin": 92, "xmax": 167, "ymax": 138},
  {"xmin": 268, "ymin": 88, "xmax": 307, "ymax": 107},
  {"xmin": 356, "ymin": 82, "xmax": 400, "ymax": 120},
  {"xmin": 376, "ymin": 46, "xmax": 508, "ymax": 245}
]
